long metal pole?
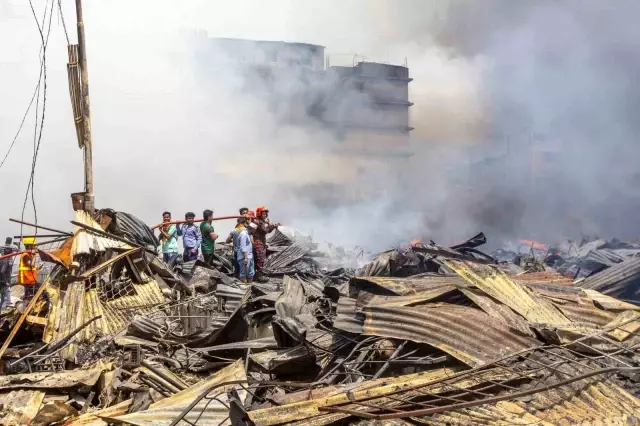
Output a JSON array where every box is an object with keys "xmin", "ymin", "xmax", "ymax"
[{"xmin": 75, "ymin": 0, "xmax": 94, "ymax": 213}]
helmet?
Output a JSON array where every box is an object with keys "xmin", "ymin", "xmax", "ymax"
[
  {"xmin": 23, "ymin": 237, "xmax": 36, "ymax": 246},
  {"xmin": 256, "ymin": 206, "xmax": 269, "ymax": 217}
]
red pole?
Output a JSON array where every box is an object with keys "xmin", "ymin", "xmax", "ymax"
[
  {"xmin": 0, "ymin": 250, "xmax": 28, "ymax": 261},
  {"xmin": 151, "ymin": 215, "xmax": 243, "ymax": 230}
]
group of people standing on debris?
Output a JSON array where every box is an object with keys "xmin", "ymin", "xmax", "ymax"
[{"xmin": 157, "ymin": 206, "xmax": 280, "ymax": 283}]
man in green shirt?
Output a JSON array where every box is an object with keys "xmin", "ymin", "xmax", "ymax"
[{"xmin": 200, "ymin": 209, "xmax": 219, "ymax": 266}]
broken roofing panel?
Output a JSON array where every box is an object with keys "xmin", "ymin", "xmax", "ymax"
[
  {"xmin": 579, "ymin": 256, "xmax": 640, "ymax": 303},
  {"xmin": 71, "ymin": 211, "xmax": 131, "ymax": 257},
  {"xmin": 0, "ymin": 390, "xmax": 45, "ymax": 426},
  {"xmin": 0, "ymin": 361, "xmax": 111, "ymax": 391},
  {"xmin": 350, "ymin": 275, "xmax": 466, "ymax": 297},
  {"xmin": 111, "ymin": 360, "xmax": 247, "ymax": 426},
  {"xmin": 444, "ymin": 260, "xmax": 571, "ymax": 326},
  {"xmin": 359, "ymin": 304, "xmax": 540, "ymax": 367}
]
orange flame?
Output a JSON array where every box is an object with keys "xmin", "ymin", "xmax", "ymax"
[
  {"xmin": 519, "ymin": 239, "xmax": 548, "ymax": 251},
  {"xmin": 410, "ymin": 239, "xmax": 422, "ymax": 247}
]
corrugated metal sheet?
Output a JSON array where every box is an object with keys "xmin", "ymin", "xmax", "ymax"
[
  {"xmin": 0, "ymin": 390, "xmax": 44, "ymax": 425},
  {"xmin": 445, "ymin": 260, "xmax": 571, "ymax": 327},
  {"xmin": 365, "ymin": 286, "xmax": 457, "ymax": 307},
  {"xmin": 551, "ymin": 301, "xmax": 617, "ymax": 328},
  {"xmin": 522, "ymin": 282, "xmax": 583, "ymax": 303},
  {"xmin": 62, "ymin": 399, "xmax": 132, "ymax": 426},
  {"xmin": 350, "ymin": 275, "xmax": 467, "ymax": 297},
  {"xmin": 515, "ymin": 380, "xmax": 640, "ymax": 424},
  {"xmin": 51, "ymin": 277, "xmax": 165, "ymax": 361},
  {"xmin": 249, "ymin": 368, "xmax": 458, "ymax": 426},
  {"xmin": 583, "ymin": 248, "xmax": 628, "ymax": 266},
  {"xmin": 579, "ymin": 257, "xmax": 640, "ymax": 302},
  {"xmin": 111, "ymin": 360, "xmax": 247, "ymax": 426},
  {"xmin": 71, "ymin": 211, "xmax": 131, "ymax": 257},
  {"xmin": 360, "ymin": 304, "xmax": 541, "ymax": 367},
  {"xmin": 0, "ymin": 360, "xmax": 110, "ymax": 390},
  {"xmin": 512, "ymin": 270, "xmax": 573, "ymax": 286},
  {"xmin": 459, "ymin": 287, "xmax": 536, "ymax": 337},
  {"xmin": 582, "ymin": 289, "xmax": 640, "ymax": 312},
  {"xmin": 216, "ymin": 284, "xmax": 249, "ymax": 313},
  {"xmin": 333, "ymin": 297, "xmax": 363, "ymax": 334}
]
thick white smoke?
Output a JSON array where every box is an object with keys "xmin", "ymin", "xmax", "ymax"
[{"xmin": 1, "ymin": 0, "xmax": 637, "ymax": 252}]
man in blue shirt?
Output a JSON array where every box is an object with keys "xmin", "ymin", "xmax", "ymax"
[
  {"xmin": 181, "ymin": 212, "xmax": 202, "ymax": 262},
  {"xmin": 158, "ymin": 211, "xmax": 179, "ymax": 266},
  {"xmin": 237, "ymin": 221, "xmax": 256, "ymax": 282}
]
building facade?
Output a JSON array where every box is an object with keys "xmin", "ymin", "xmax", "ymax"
[{"xmin": 192, "ymin": 36, "xmax": 414, "ymax": 203}]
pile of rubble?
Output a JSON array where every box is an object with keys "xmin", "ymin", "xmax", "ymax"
[{"xmin": 1, "ymin": 213, "xmax": 639, "ymax": 425}]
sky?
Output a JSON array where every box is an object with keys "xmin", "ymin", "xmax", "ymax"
[{"xmin": 1, "ymin": 0, "xmax": 639, "ymax": 251}]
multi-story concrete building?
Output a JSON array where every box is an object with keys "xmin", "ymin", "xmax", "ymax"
[{"xmin": 192, "ymin": 36, "xmax": 413, "ymax": 203}]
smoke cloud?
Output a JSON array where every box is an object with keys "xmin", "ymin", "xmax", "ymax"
[{"xmin": 0, "ymin": 0, "xmax": 638, "ymax": 253}]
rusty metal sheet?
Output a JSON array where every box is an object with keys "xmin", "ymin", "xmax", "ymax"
[
  {"xmin": 350, "ymin": 275, "xmax": 467, "ymax": 297},
  {"xmin": 365, "ymin": 286, "xmax": 457, "ymax": 307},
  {"xmin": 333, "ymin": 297, "xmax": 364, "ymax": 334},
  {"xmin": 582, "ymin": 289, "xmax": 640, "ymax": 312},
  {"xmin": 61, "ymin": 399, "xmax": 132, "ymax": 426},
  {"xmin": 445, "ymin": 260, "xmax": 571, "ymax": 327},
  {"xmin": 552, "ymin": 301, "xmax": 617, "ymax": 328},
  {"xmin": 71, "ymin": 211, "xmax": 131, "ymax": 257},
  {"xmin": 79, "ymin": 248, "xmax": 141, "ymax": 278},
  {"xmin": 604, "ymin": 310, "xmax": 640, "ymax": 341},
  {"xmin": 516, "ymin": 380, "xmax": 640, "ymax": 424},
  {"xmin": 579, "ymin": 256, "xmax": 640, "ymax": 301},
  {"xmin": 361, "ymin": 304, "xmax": 541, "ymax": 366},
  {"xmin": 110, "ymin": 360, "xmax": 247, "ymax": 426},
  {"xmin": 0, "ymin": 360, "xmax": 111, "ymax": 390},
  {"xmin": 49, "ymin": 277, "xmax": 165, "ymax": 361},
  {"xmin": 249, "ymin": 368, "xmax": 458, "ymax": 426},
  {"xmin": 459, "ymin": 287, "xmax": 535, "ymax": 337},
  {"xmin": 521, "ymin": 282, "xmax": 584, "ymax": 304},
  {"xmin": 512, "ymin": 270, "xmax": 573, "ymax": 286},
  {"xmin": 0, "ymin": 390, "xmax": 45, "ymax": 425}
]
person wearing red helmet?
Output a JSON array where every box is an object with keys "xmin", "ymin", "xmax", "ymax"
[{"xmin": 253, "ymin": 206, "xmax": 280, "ymax": 282}]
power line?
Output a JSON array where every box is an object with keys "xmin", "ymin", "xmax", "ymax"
[
  {"xmin": 58, "ymin": 0, "xmax": 70, "ymax": 46},
  {"xmin": 19, "ymin": 0, "xmax": 56, "ymax": 241}
]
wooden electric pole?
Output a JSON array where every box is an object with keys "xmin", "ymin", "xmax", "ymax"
[{"xmin": 75, "ymin": 0, "xmax": 94, "ymax": 213}]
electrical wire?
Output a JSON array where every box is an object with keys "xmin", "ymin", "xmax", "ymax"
[
  {"xmin": 57, "ymin": 0, "xmax": 70, "ymax": 46},
  {"xmin": 19, "ymin": 0, "xmax": 56, "ymax": 242}
]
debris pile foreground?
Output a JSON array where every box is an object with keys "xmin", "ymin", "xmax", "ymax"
[{"xmin": 1, "ymin": 213, "xmax": 639, "ymax": 425}]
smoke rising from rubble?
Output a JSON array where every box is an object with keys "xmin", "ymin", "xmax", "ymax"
[{"xmin": 0, "ymin": 1, "xmax": 639, "ymax": 250}]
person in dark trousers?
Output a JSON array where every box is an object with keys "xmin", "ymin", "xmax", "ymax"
[
  {"xmin": 159, "ymin": 211, "xmax": 179, "ymax": 266},
  {"xmin": 0, "ymin": 237, "xmax": 17, "ymax": 310},
  {"xmin": 253, "ymin": 206, "xmax": 280, "ymax": 283},
  {"xmin": 181, "ymin": 212, "xmax": 202, "ymax": 262},
  {"xmin": 200, "ymin": 209, "xmax": 219, "ymax": 266}
]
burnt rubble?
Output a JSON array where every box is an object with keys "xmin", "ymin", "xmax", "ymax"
[{"xmin": 1, "ymin": 212, "xmax": 640, "ymax": 425}]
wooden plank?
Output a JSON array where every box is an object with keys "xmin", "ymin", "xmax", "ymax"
[{"xmin": 0, "ymin": 277, "xmax": 50, "ymax": 359}]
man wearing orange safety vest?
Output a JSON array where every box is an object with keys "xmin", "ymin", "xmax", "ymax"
[{"xmin": 18, "ymin": 237, "xmax": 40, "ymax": 303}]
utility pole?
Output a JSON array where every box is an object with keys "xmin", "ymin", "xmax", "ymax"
[{"xmin": 75, "ymin": 0, "xmax": 94, "ymax": 213}]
